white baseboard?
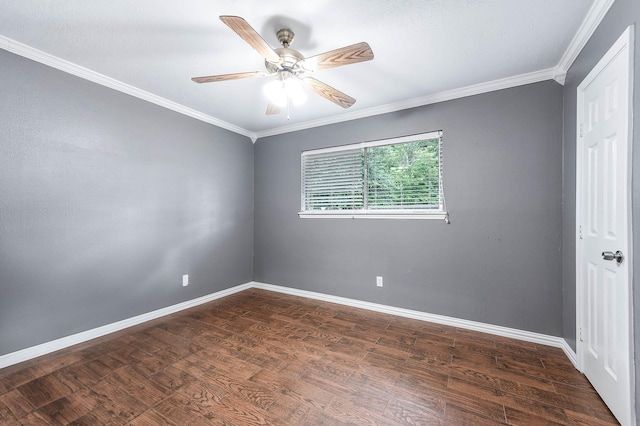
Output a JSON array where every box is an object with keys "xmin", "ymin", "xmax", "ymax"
[
  {"xmin": 250, "ymin": 281, "xmax": 577, "ymax": 361},
  {"xmin": 560, "ymin": 338, "xmax": 579, "ymax": 369},
  {"xmin": 0, "ymin": 283, "xmax": 252, "ymax": 370},
  {"xmin": 0, "ymin": 280, "xmax": 578, "ymax": 371}
]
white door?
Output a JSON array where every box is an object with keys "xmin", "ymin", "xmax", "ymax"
[{"xmin": 576, "ymin": 26, "xmax": 634, "ymax": 426}]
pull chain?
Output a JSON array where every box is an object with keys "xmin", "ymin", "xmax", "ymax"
[{"xmin": 286, "ymin": 94, "xmax": 291, "ymax": 120}]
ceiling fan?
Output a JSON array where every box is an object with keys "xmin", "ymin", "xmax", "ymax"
[{"xmin": 192, "ymin": 16, "xmax": 374, "ymax": 116}]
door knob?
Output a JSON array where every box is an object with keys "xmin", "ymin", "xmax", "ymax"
[{"xmin": 602, "ymin": 250, "xmax": 624, "ymax": 265}]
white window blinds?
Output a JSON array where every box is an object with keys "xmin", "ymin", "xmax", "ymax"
[{"xmin": 301, "ymin": 149, "xmax": 364, "ymax": 211}]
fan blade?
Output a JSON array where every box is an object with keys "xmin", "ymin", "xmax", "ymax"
[
  {"xmin": 191, "ymin": 72, "xmax": 264, "ymax": 83},
  {"xmin": 304, "ymin": 42, "xmax": 374, "ymax": 71},
  {"xmin": 266, "ymin": 102, "xmax": 281, "ymax": 115},
  {"xmin": 302, "ymin": 77, "xmax": 356, "ymax": 109},
  {"xmin": 219, "ymin": 16, "xmax": 280, "ymax": 63}
]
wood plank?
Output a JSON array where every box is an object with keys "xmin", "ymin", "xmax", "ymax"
[
  {"xmin": 17, "ymin": 373, "xmax": 73, "ymax": 409},
  {"xmin": 153, "ymin": 393, "xmax": 221, "ymax": 425},
  {"xmin": 325, "ymin": 397, "xmax": 391, "ymax": 425},
  {"xmin": 128, "ymin": 409, "xmax": 178, "ymax": 426},
  {"xmin": 89, "ymin": 378, "xmax": 149, "ymax": 423},
  {"xmin": 150, "ymin": 365, "xmax": 196, "ymax": 392},
  {"xmin": 35, "ymin": 389, "xmax": 99, "ymax": 425},
  {"xmin": 444, "ymin": 403, "xmax": 507, "ymax": 425},
  {"xmin": 200, "ymin": 369, "xmax": 277, "ymax": 411},
  {"xmin": 564, "ymin": 409, "xmax": 619, "ymax": 425},
  {"xmin": 384, "ymin": 397, "xmax": 445, "ymax": 425},
  {"xmin": 102, "ymin": 365, "xmax": 171, "ymax": 407},
  {"xmin": 504, "ymin": 406, "xmax": 568, "ymax": 425},
  {"xmin": 0, "ymin": 388, "xmax": 35, "ymax": 419}
]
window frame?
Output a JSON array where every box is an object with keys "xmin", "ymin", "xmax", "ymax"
[{"xmin": 299, "ymin": 131, "xmax": 447, "ymax": 220}]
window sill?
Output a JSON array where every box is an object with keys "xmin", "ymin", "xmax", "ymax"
[{"xmin": 298, "ymin": 211, "xmax": 449, "ymax": 220}]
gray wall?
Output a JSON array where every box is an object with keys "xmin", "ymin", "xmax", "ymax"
[
  {"xmin": 255, "ymin": 80, "xmax": 564, "ymax": 336},
  {"xmin": 560, "ymin": 0, "xmax": 640, "ymax": 417},
  {"xmin": 0, "ymin": 50, "xmax": 254, "ymax": 356}
]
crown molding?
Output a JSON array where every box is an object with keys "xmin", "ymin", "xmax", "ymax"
[
  {"xmin": 555, "ymin": 0, "xmax": 616, "ymax": 78},
  {"xmin": 0, "ymin": 36, "xmax": 257, "ymax": 141},
  {"xmin": 254, "ymin": 67, "xmax": 558, "ymax": 140},
  {"xmin": 0, "ymin": 35, "xmax": 561, "ymax": 143},
  {"xmin": 2, "ymin": 0, "xmax": 613, "ymax": 143},
  {"xmin": 552, "ymin": 67, "xmax": 567, "ymax": 85},
  {"xmin": 255, "ymin": 0, "xmax": 617, "ymax": 144}
]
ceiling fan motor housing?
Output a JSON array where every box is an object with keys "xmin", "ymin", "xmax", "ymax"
[{"xmin": 265, "ymin": 46, "xmax": 306, "ymax": 75}]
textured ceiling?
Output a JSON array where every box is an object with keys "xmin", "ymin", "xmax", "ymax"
[{"xmin": 0, "ymin": 0, "xmax": 595, "ymax": 138}]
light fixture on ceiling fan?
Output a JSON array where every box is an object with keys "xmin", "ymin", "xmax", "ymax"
[
  {"xmin": 192, "ymin": 16, "xmax": 374, "ymax": 118},
  {"xmin": 262, "ymin": 74, "xmax": 307, "ymax": 107},
  {"xmin": 261, "ymin": 28, "xmax": 308, "ymax": 113}
]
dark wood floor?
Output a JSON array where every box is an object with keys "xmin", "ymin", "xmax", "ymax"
[{"xmin": 0, "ymin": 289, "xmax": 618, "ymax": 425}]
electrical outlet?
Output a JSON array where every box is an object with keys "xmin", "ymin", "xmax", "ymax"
[
  {"xmin": 376, "ymin": 276, "xmax": 383, "ymax": 287},
  {"xmin": 182, "ymin": 274, "xmax": 189, "ymax": 287}
]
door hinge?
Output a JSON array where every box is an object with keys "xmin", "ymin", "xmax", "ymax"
[
  {"xmin": 579, "ymin": 327, "xmax": 584, "ymax": 342},
  {"xmin": 579, "ymin": 123, "xmax": 584, "ymax": 137},
  {"xmin": 579, "ymin": 225, "xmax": 583, "ymax": 240}
]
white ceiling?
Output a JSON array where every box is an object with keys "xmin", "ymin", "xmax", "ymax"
[{"xmin": 1, "ymin": 0, "xmax": 601, "ymax": 140}]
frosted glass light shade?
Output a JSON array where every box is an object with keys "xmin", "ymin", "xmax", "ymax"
[
  {"xmin": 263, "ymin": 77, "xmax": 307, "ymax": 107},
  {"xmin": 263, "ymin": 80, "xmax": 287, "ymax": 107},
  {"xmin": 286, "ymin": 78, "xmax": 307, "ymax": 106}
]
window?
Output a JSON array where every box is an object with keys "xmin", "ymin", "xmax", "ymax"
[{"xmin": 300, "ymin": 131, "xmax": 447, "ymax": 219}]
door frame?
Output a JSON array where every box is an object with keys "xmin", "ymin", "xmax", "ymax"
[{"xmin": 575, "ymin": 25, "xmax": 635, "ymax": 424}]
